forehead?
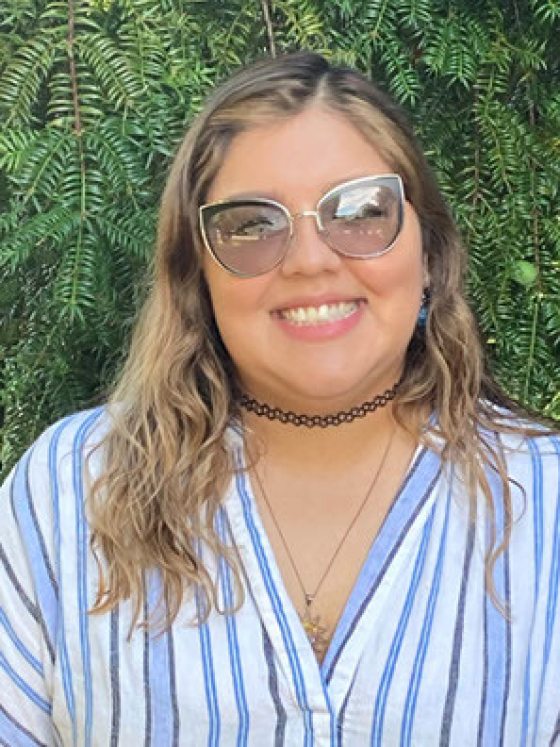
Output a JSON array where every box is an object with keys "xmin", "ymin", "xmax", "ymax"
[{"xmin": 207, "ymin": 106, "xmax": 395, "ymax": 204}]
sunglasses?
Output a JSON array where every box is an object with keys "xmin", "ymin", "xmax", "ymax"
[{"xmin": 199, "ymin": 174, "xmax": 405, "ymax": 277}]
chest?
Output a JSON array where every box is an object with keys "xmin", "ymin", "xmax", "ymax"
[
  {"xmin": 48, "ymin": 439, "xmax": 557, "ymax": 745},
  {"xmin": 258, "ymin": 491, "xmax": 392, "ymax": 660},
  {"xmin": 250, "ymin": 444, "xmax": 417, "ymax": 660},
  {"xmin": 51, "ymin": 495, "xmax": 549, "ymax": 747}
]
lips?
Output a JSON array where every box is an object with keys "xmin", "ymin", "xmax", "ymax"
[{"xmin": 271, "ymin": 296, "xmax": 366, "ymax": 341}]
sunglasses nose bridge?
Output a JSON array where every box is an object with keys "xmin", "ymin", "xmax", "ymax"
[{"xmin": 292, "ymin": 209, "xmax": 326, "ymax": 233}]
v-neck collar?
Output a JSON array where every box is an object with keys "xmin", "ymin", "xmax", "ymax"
[
  {"xmin": 223, "ymin": 445, "xmax": 333, "ymax": 715},
  {"xmin": 222, "ymin": 427, "xmax": 442, "ymax": 710},
  {"xmin": 321, "ymin": 446, "xmax": 442, "ymax": 688}
]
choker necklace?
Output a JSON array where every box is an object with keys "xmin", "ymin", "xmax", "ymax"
[
  {"xmin": 239, "ymin": 382, "xmax": 398, "ymax": 428},
  {"xmin": 250, "ymin": 426, "xmax": 396, "ymax": 659}
]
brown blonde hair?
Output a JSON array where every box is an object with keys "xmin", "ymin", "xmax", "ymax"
[{"xmin": 88, "ymin": 52, "xmax": 548, "ymax": 631}]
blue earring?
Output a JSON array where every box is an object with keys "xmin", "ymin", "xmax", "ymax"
[{"xmin": 417, "ymin": 290, "xmax": 429, "ymax": 328}]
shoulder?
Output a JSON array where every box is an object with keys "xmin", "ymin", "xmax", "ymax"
[
  {"xmin": 480, "ymin": 409, "xmax": 560, "ymax": 499},
  {"xmin": 499, "ymin": 430, "xmax": 559, "ymax": 524},
  {"xmin": 494, "ymin": 423, "xmax": 560, "ymax": 477},
  {"xmin": 488, "ymin": 425, "xmax": 560, "ymax": 547},
  {"xmin": 475, "ymin": 404, "xmax": 559, "ymax": 466},
  {"xmin": 32, "ymin": 404, "xmax": 111, "ymax": 464},
  {"xmin": 1, "ymin": 406, "xmax": 112, "ymax": 517},
  {"xmin": 0, "ymin": 407, "xmax": 113, "ymax": 609}
]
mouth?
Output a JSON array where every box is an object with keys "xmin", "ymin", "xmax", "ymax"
[{"xmin": 273, "ymin": 300, "xmax": 364, "ymax": 326}]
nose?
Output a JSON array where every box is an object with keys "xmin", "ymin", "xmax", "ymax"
[{"xmin": 280, "ymin": 212, "xmax": 342, "ymax": 277}]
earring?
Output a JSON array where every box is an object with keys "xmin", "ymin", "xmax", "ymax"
[{"xmin": 417, "ymin": 289, "xmax": 429, "ymax": 328}]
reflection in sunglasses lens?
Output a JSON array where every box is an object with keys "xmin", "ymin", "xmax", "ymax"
[
  {"xmin": 321, "ymin": 182, "xmax": 399, "ymax": 257},
  {"xmin": 207, "ymin": 203, "xmax": 290, "ymax": 276}
]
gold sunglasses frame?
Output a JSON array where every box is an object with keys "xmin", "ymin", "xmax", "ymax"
[{"xmin": 198, "ymin": 174, "xmax": 405, "ymax": 278}]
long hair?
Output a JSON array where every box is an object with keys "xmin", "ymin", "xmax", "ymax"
[{"xmin": 88, "ymin": 51, "xmax": 547, "ymax": 631}]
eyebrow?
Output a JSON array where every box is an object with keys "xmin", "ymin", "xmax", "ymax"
[
  {"xmin": 220, "ymin": 191, "xmax": 278, "ymax": 201},
  {"xmin": 216, "ymin": 174, "xmax": 377, "ymax": 204}
]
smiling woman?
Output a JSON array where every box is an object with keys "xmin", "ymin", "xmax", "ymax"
[
  {"xmin": 1, "ymin": 52, "xmax": 559, "ymax": 746},
  {"xmin": 203, "ymin": 111, "xmax": 423, "ymax": 410}
]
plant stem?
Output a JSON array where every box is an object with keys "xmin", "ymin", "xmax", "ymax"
[{"xmin": 260, "ymin": 0, "xmax": 276, "ymax": 57}]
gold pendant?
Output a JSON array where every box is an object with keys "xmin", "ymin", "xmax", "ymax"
[{"xmin": 301, "ymin": 605, "xmax": 329, "ymax": 658}]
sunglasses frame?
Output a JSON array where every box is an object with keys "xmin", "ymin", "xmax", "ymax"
[{"xmin": 199, "ymin": 174, "xmax": 405, "ymax": 278}]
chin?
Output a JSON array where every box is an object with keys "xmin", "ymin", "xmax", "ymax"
[{"xmin": 275, "ymin": 380, "xmax": 379, "ymax": 412}]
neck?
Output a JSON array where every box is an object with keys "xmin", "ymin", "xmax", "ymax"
[{"xmin": 243, "ymin": 403, "xmax": 400, "ymax": 475}]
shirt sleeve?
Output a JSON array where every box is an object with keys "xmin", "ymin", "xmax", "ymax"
[{"xmin": 0, "ymin": 435, "xmax": 58, "ymax": 747}]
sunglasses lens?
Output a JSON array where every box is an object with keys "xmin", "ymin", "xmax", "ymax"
[
  {"xmin": 202, "ymin": 201, "xmax": 290, "ymax": 276},
  {"xmin": 319, "ymin": 177, "xmax": 402, "ymax": 257}
]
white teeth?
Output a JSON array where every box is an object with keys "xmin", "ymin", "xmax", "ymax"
[
  {"xmin": 279, "ymin": 301, "xmax": 359, "ymax": 325},
  {"xmin": 317, "ymin": 304, "xmax": 329, "ymax": 321}
]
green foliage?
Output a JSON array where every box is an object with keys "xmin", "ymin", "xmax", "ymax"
[{"xmin": 1, "ymin": 0, "xmax": 559, "ymax": 474}]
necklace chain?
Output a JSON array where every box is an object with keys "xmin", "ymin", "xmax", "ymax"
[
  {"xmin": 239, "ymin": 382, "xmax": 398, "ymax": 428},
  {"xmin": 251, "ymin": 427, "xmax": 396, "ymax": 658}
]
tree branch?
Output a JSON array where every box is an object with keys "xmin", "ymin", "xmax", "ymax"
[
  {"xmin": 260, "ymin": 0, "xmax": 276, "ymax": 58},
  {"xmin": 67, "ymin": 0, "xmax": 82, "ymax": 135}
]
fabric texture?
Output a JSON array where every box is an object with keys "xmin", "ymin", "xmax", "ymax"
[{"xmin": 1, "ymin": 407, "xmax": 559, "ymax": 746}]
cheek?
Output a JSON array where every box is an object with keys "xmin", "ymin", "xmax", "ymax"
[
  {"xmin": 352, "ymin": 248, "xmax": 424, "ymax": 300},
  {"xmin": 204, "ymin": 263, "xmax": 270, "ymax": 339},
  {"xmin": 366, "ymin": 213, "xmax": 424, "ymax": 297},
  {"xmin": 206, "ymin": 289, "xmax": 250, "ymax": 368}
]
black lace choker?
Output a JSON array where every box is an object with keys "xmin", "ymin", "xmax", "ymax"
[{"xmin": 238, "ymin": 382, "xmax": 398, "ymax": 428}]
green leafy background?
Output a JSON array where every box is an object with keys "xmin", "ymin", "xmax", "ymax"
[{"xmin": 1, "ymin": 0, "xmax": 559, "ymax": 476}]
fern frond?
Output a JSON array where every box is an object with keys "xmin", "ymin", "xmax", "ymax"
[
  {"xmin": 377, "ymin": 33, "xmax": 421, "ymax": 104},
  {"xmin": 0, "ymin": 206, "xmax": 78, "ymax": 268},
  {"xmin": 530, "ymin": 0, "xmax": 560, "ymax": 23},
  {"xmin": 421, "ymin": 11, "xmax": 489, "ymax": 87},
  {"xmin": 54, "ymin": 230, "xmax": 99, "ymax": 319},
  {"xmin": 79, "ymin": 33, "xmax": 145, "ymax": 111},
  {"xmin": 0, "ymin": 35, "xmax": 57, "ymax": 125},
  {"xmin": 96, "ymin": 209, "xmax": 156, "ymax": 260},
  {"xmin": 396, "ymin": 0, "xmax": 433, "ymax": 30},
  {"xmin": 0, "ymin": 129, "xmax": 37, "ymax": 173},
  {"xmin": 15, "ymin": 131, "xmax": 76, "ymax": 204}
]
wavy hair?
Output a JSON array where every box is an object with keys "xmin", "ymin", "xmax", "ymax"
[{"xmin": 88, "ymin": 51, "xmax": 548, "ymax": 631}]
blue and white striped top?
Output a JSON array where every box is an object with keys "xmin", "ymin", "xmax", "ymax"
[{"xmin": 1, "ymin": 407, "xmax": 559, "ymax": 746}]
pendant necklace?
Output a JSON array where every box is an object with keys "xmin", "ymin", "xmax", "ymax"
[{"xmin": 250, "ymin": 427, "xmax": 396, "ymax": 659}]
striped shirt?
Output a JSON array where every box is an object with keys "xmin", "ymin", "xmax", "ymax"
[{"xmin": 1, "ymin": 407, "xmax": 559, "ymax": 746}]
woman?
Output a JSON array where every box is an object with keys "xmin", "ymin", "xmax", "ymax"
[{"xmin": 1, "ymin": 52, "xmax": 559, "ymax": 746}]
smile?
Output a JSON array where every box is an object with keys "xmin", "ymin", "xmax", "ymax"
[{"xmin": 276, "ymin": 301, "xmax": 361, "ymax": 326}]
